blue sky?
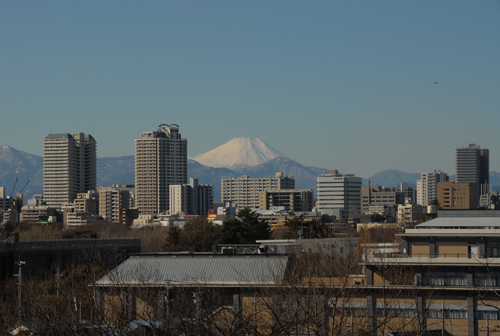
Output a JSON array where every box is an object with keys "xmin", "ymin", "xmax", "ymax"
[{"xmin": 1, "ymin": 1, "xmax": 499, "ymax": 178}]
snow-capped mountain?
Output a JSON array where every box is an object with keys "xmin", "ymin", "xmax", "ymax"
[{"xmin": 191, "ymin": 137, "xmax": 286, "ymax": 170}]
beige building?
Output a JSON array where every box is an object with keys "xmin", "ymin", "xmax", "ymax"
[
  {"xmin": 437, "ymin": 181, "xmax": 478, "ymax": 210},
  {"xmin": 397, "ymin": 204, "xmax": 426, "ymax": 225},
  {"xmin": 98, "ymin": 187, "xmax": 131, "ymax": 224},
  {"xmin": 135, "ymin": 124, "xmax": 187, "ymax": 214},
  {"xmin": 66, "ymin": 212, "xmax": 97, "ymax": 227},
  {"xmin": 361, "ymin": 185, "xmax": 404, "ymax": 213},
  {"xmin": 221, "ymin": 172, "xmax": 295, "ymax": 209},
  {"xmin": 259, "ymin": 189, "xmax": 313, "ymax": 211},
  {"xmin": 74, "ymin": 191, "xmax": 99, "ymax": 215},
  {"xmin": 20, "ymin": 205, "xmax": 56, "ymax": 223},
  {"xmin": 43, "ymin": 133, "xmax": 96, "ymax": 208}
]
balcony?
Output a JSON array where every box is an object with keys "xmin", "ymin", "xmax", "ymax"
[{"xmin": 363, "ymin": 253, "xmax": 500, "ymax": 267}]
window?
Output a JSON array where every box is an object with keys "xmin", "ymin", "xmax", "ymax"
[
  {"xmin": 427, "ymin": 310, "xmax": 467, "ymax": 319},
  {"xmin": 423, "ymin": 272, "xmax": 466, "ymax": 286}
]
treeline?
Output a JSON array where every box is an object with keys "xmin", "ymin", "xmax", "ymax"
[
  {"xmin": 11, "ymin": 210, "xmax": 400, "ymax": 254},
  {"xmin": 11, "ymin": 208, "xmax": 274, "ymax": 253},
  {"xmin": 163, "ymin": 208, "xmax": 272, "ymax": 252}
]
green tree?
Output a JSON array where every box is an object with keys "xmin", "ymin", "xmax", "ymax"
[
  {"xmin": 162, "ymin": 219, "xmax": 225, "ymax": 252},
  {"xmin": 1, "ymin": 221, "xmax": 14, "ymax": 240},
  {"xmin": 283, "ymin": 215, "xmax": 330, "ymax": 239},
  {"xmin": 181, "ymin": 218, "xmax": 225, "ymax": 252},
  {"xmin": 223, "ymin": 208, "xmax": 271, "ymax": 244},
  {"xmin": 162, "ymin": 225, "xmax": 183, "ymax": 252}
]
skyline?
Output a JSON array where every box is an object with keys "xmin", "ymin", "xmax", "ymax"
[{"xmin": 1, "ymin": 1, "xmax": 499, "ymax": 177}]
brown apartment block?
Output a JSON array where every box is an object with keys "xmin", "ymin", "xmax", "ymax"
[
  {"xmin": 74, "ymin": 192, "xmax": 98, "ymax": 215},
  {"xmin": 437, "ymin": 181, "xmax": 478, "ymax": 210},
  {"xmin": 259, "ymin": 189, "xmax": 313, "ymax": 211},
  {"xmin": 98, "ymin": 187, "xmax": 131, "ymax": 224}
]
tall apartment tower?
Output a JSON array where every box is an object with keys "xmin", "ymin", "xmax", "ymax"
[
  {"xmin": 43, "ymin": 133, "xmax": 97, "ymax": 207},
  {"xmin": 455, "ymin": 144, "xmax": 489, "ymax": 197},
  {"xmin": 135, "ymin": 124, "xmax": 187, "ymax": 214},
  {"xmin": 317, "ymin": 170, "xmax": 362, "ymax": 218},
  {"xmin": 416, "ymin": 170, "xmax": 449, "ymax": 206}
]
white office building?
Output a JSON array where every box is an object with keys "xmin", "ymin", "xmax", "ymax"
[{"xmin": 317, "ymin": 170, "xmax": 362, "ymax": 218}]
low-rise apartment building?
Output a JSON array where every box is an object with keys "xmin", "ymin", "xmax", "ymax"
[
  {"xmin": 361, "ymin": 185, "xmax": 405, "ymax": 213},
  {"xmin": 221, "ymin": 172, "xmax": 295, "ymax": 209},
  {"xmin": 259, "ymin": 189, "xmax": 313, "ymax": 211}
]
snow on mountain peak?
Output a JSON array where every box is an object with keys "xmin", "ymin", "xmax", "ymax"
[{"xmin": 192, "ymin": 137, "xmax": 286, "ymax": 169}]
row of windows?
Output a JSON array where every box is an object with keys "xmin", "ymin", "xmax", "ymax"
[{"xmin": 329, "ymin": 308, "xmax": 467, "ymax": 319}]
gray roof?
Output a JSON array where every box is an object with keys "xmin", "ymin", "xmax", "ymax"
[
  {"xmin": 96, "ymin": 254, "xmax": 289, "ymax": 287},
  {"xmin": 416, "ymin": 217, "xmax": 500, "ymax": 228},
  {"xmin": 437, "ymin": 210, "xmax": 500, "ymax": 218},
  {"xmin": 45, "ymin": 133, "xmax": 71, "ymax": 139}
]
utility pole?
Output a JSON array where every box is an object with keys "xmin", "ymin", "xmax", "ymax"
[
  {"xmin": 14, "ymin": 260, "xmax": 25, "ymax": 325},
  {"xmin": 55, "ymin": 268, "xmax": 62, "ymax": 298},
  {"xmin": 441, "ymin": 297, "xmax": 445, "ymax": 336}
]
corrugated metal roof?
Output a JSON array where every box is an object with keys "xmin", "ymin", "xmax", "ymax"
[
  {"xmin": 437, "ymin": 210, "xmax": 500, "ymax": 218},
  {"xmin": 96, "ymin": 254, "xmax": 289, "ymax": 287},
  {"xmin": 417, "ymin": 217, "xmax": 500, "ymax": 228}
]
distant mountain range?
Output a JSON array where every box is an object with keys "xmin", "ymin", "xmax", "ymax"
[{"xmin": 1, "ymin": 140, "xmax": 499, "ymax": 201}]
